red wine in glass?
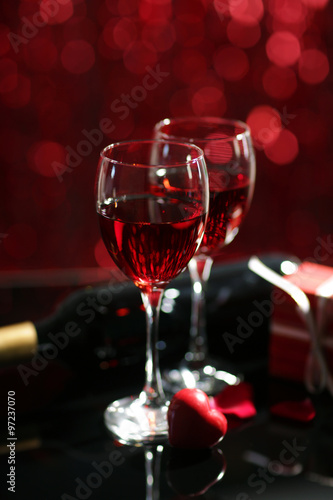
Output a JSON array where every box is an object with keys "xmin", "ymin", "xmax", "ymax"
[
  {"xmin": 98, "ymin": 195, "xmax": 206, "ymax": 288},
  {"xmin": 200, "ymin": 175, "xmax": 252, "ymax": 256}
]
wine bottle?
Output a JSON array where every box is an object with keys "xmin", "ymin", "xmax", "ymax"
[
  {"xmin": 0, "ymin": 281, "xmax": 144, "ymax": 367},
  {"xmin": 0, "ymin": 256, "xmax": 283, "ymax": 368}
]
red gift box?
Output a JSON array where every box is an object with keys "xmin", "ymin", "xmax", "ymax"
[{"xmin": 269, "ymin": 261, "xmax": 333, "ymax": 384}]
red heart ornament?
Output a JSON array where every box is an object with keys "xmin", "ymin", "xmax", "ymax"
[{"xmin": 168, "ymin": 388, "xmax": 228, "ymax": 449}]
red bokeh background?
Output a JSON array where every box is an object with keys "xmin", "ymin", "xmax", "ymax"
[{"xmin": 1, "ymin": 0, "xmax": 333, "ymax": 272}]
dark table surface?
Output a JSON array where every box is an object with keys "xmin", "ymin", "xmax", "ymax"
[
  {"xmin": 1, "ymin": 380, "xmax": 333, "ymax": 500},
  {"xmin": 1, "ymin": 256, "xmax": 333, "ymax": 499}
]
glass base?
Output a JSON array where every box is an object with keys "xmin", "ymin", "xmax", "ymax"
[
  {"xmin": 104, "ymin": 393, "xmax": 169, "ymax": 446},
  {"xmin": 162, "ymin": 358, "xmax": 242, "ymax": 396}
]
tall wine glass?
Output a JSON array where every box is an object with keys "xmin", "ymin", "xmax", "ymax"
[
  {"xmin": 95, "ymin": 140, "xmax": 209, "ymax": 444},
  {"xmin": 154, "ymin": 117, "xmax": 256, "ymax": 394}
]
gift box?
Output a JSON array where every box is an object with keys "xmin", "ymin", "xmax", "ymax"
[{"xmin": 269, "ymin": 261, "xmax": 333, "ymax": 384}]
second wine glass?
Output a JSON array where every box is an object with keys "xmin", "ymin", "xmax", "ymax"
[{"xmin": 154, "ymin": 117, "xmax": 256, "ymax": 395}]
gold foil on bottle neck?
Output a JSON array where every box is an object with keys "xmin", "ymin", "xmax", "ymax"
[{"xmin": 0, "ymin": 321, "xmax": 37, "ymax": 362}]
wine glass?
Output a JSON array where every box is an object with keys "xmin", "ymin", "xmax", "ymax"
[
  {"xmin": 95, "ymin": 140, "xmax": 209, "ymax": 444},
  {"xmin": 154, "ymin": 117, "xmax": 256, "ymax": 394}
]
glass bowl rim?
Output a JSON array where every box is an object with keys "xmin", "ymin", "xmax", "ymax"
[
  {"xmin": 154, "ymin": 116, "xmax": 251, "ymax": 142},
  {"xmin": 99, "ymin": 139, "xmax": 206, "ymax": 169}
]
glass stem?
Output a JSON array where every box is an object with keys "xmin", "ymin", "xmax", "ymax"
[
  {"xmin": 141, "ymin": 288, "xmax": 165, "ymax": 406},
  {"xmin": 145, "ymin": 445, "xmax": 163, "ymax": 500},
  {"xmin": 186, "ymin": 256, "xmax": 213, "ymax": 366}
]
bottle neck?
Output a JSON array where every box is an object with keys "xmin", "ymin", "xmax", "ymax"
[{"xmin": 0, "ymin": 321, "xmax": 38, "ymax": 362}]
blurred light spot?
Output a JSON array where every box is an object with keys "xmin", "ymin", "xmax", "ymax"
[
  {"xmin": 23, "ymin": 38, "xmax": 58, "ymax": 72},
  {"xmin": 214, "ymin": 0, "xmax": 230, "ymax": 18},
  {"xmin": 123, "ymin": 41, "xmax": 157, "ymax": 74},
  {"xmin": 298, "ymin": 49, "xmax": 329, "ymax": 84},
  {"xmin": 229, "ymin": 0, "xmax": 264, "ymax": 25},
  {"xmin": 264, "ymin": 129, "xmax": 299, "ymax": 165},
  {"xmin": 192, "ymin": 86, "xmax": 226, "ymax": 117},
  {"xmin": 227, "ymin": 19, "xmax": 261, "ymax": 48},
  {"xmin": 161, "ymin": 299, "xmax": 174, "ymax": 313},
  {"xmin": 1, "ymin": 74, "xmax": 31, "ymax": 108},
  {"xmin": 156, "ymin": 168, "xmax": 166, "ymax": 177},
  {"xmin": 102, "ymin": 18, "xmax": 118, "ymax": 49},
  {"xmin": 4, "ymin": 224, "xmax": 37, "ymax": 260},
  {"xmin": 61, "ymin": 40, "xmax": 95, "ymax": 74},
  {"xmin": 263, "ymin": 66, "xmax": 297, "ymax": 99},
  {"xmin": 94, "ymin": 238, "xmax": 113, "ymax": 267},
  {"xmin": 269, "ymin": 18, "xmax": 308, "ymax": 39},
  {"xmin": 139, "ymin": 0, "xmax": 173, "ymax": 22},
  {"xmin": 40, "ymin": 0, "xmax": 73, "ymax": 25},
  {"xmin": 28, "ymin": 141, "xmax": 67, "ymax": 177},
  {"xmin": 214, "ymin": 46, "xmax": 249, "ymax": 81},
  {"xmin": 0, "ymin": 59, "xmax": 18, "ymax": 94},
  {"xmin": 113, "ymin": 17, "xmax": 137, "ymax": 50},
  {"xmin": 142, "ymin": 21, "xmax": 175, "ymax": 52},
  {"xmin": 281, "ymin": 260, "xmax": 298, "ymax": 275},
  {"xmin": 117, "ymin": 0, "xmax": 138, "ymax": 16},
  {"xmin": 115, "ymin": 307, "xmax": 130, "ymax": 317},
  {"xmin": 246, "ymin": 105, "xmax": 282, "ymax": 148},
  {"xmin": 266, "ymin": 31, "xmax": 301, "ymax": 67},
  {"xmin": 301, "ymin": 0, "xmax": 329, "ymax": 8},
  {"xmin": 269, "ymin": 0, "xmax": 306, "ymax": 24},
  {"xmin": 164, "ymin": 288, "xmax": 180, "ymax": 299}
]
